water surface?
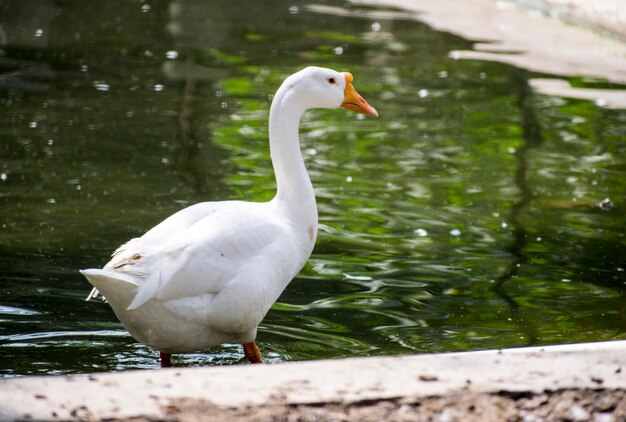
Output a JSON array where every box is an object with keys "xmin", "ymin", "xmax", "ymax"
[{"xmin": 1, "ymin": 0, "xmax": 625, "ymax": 375}]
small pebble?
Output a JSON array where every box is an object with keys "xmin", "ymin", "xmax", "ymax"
[{"xmin": 569, "ymin": 404, "xmax": 589, "ymax": 421}]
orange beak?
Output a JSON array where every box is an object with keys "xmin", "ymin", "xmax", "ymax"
[{"xmin": 340, "ymin": 72, "xmax": 378, "ymax": 117}]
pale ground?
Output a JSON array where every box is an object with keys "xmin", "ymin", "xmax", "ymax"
[{"xmin": 1, "ymin": 341, "xmax": 625, "ymax": 421}]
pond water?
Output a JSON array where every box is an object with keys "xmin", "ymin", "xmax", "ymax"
[{"xmin": 1, "ymin": 0, "xmax": 625, "ymax": 376}]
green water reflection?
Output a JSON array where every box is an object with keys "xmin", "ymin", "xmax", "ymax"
[{"xmin": 1, "ymin": 0, "xmax": 625, "ymax": 375}]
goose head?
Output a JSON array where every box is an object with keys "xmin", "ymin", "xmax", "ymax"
[{"xmin": 280, "ymin": 66, "xmax": 378, "ymax": 117}]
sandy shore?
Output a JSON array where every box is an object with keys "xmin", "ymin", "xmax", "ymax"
[{"xmin": 1, "ymin": 341, "xmax": 625, "ymax": 421}]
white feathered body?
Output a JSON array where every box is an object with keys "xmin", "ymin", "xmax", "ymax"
[{"xmin": 82, "ymin": 198, "xmax": 317, "ymax": 353}]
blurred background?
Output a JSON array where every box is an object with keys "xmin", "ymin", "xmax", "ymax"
[{"xmin": 0, "ymin": 0, "xmax": 624, "ymax": 375}]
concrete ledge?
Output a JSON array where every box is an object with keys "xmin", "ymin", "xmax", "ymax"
[{"xmin": 1, "ymin": 340, "xmax": 625, "ymax": 421}]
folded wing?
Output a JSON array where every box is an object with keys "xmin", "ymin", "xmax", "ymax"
[{"xmin": 94, "ymin": 201, "xmax": 285, "ymax": 310}]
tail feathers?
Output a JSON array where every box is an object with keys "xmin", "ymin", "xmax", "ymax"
[
  {"xmin": 80, "ymin": 269, "xmax": 141, "ymax": 310},
  {"xmin": 85, "ymin": 287, "xmax": 101, "ymax": 302}
]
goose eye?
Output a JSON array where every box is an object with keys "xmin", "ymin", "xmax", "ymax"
[{"xmin": 327, "ymin": 77, "xmax": 336, "ymax": 85}]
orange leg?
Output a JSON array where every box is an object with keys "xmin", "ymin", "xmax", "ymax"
[
  {"xmin": 160, "ymin": 351, "xmax": 172, "ymax": 368},
  {"xmin": 243, "ymin": 341, "xmax": 263, "ymax": 364}
]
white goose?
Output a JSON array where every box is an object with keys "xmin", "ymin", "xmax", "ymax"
[{"xmin": 81, "ymin": 66, "xmax": 377, "ymax": 366}]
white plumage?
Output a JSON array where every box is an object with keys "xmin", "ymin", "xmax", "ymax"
[{"xmin": 81, "ymin": 66, "xmax": 377, "ymax": 365}]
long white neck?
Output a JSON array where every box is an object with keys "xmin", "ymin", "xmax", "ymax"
[{"xmin": 268, "ymin": 84, "xmax": 316, "ymax": 217}]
